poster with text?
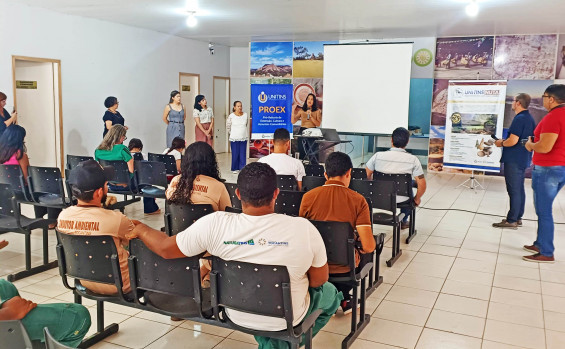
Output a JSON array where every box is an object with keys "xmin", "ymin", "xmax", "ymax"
[
  {"xmin": 251, "ymin": 84, "xmax": 293, "ymax": 139},
  {"xmin": 443, "ymin": 81, "xmax": 507, "ymax": 172}
]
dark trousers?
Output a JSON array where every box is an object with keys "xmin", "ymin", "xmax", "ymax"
[
  {"xmin": 230, "ymin": 141, "xmax": 247, "ymax": 171},
  {"xmin": 504, "ymin": 162, "xmax": 526, "ymax": 223},
  {"xmin": 33, "ymin": 206, "xmax": 62, "ymax": 220}
]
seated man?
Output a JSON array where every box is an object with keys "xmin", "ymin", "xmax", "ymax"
[
  {"xmin": 57, "ymin": 160, "xmax": 136, "ymax": 295},
  {"xmin": 128, "ymin": 162, "xmax": 342, "ymax": 348},
  {"xmin": 259, "ymin": 128, "xmax": 306, "ymax": 190},
  {"xmin": 0, "ymin": 279, "xmax": 91, "ymax": 347},
  {"xmin": 299, "ymin": 151, "xmax": 376, "ymax": 313},
  {"xmin": 365, "ymin": 127, "xmax": 427, "ymax": 229}
]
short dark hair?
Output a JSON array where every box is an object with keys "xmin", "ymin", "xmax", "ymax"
[
  {"xmin": 104, "ymin": 96, "xmax": 118, "ymax": 108},
  {"xmin": 325, "ymin": 151, "xmax": 353, "ymax": 178},
  {"xmin": 71, "ymin": 186, "xmax": 95, "ymax": 202},
  {"xmin": 0, "ymin": 92, "xmax": 6, "ymax": 101},
  {"xmin": 544, "ymin": 84, "xmax": 565, "ymax": 104},
  {"xmin": 515, "ymin": 93, "xmax": 531, "ymax": 109},
  {"xmin": 392, "ymin": 127, "xmax": 410, "ymax": 148},
  {"xmin": 237, "ymin": 162, "xmax": 277, "ymax": 207},
  {"xmin": 128, "ymin": 138, "xmax": 143, "ymax": 151},
  {"xmin": 273, "ymin": 128, "xmax": 290, "ymax": 144}
]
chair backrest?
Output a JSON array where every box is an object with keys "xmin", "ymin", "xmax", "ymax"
[
  {"xmin": 224, "ymin": 183, "xmax": 242, "ymax": 209},
  {"xmin": 44, "ymin": 327, "xmax": 73, "ymax": 349},
  {"xmin": 0, "ymin": 320, "xmax": 33, "ymax": 349},
  {"xmin": 276, "ymin": 175, "xmax": 298, "ymax": 191},
  {"xmin": 302, "ymin": 176, "xmax": 325, "ymax": 192},
  {"xmin": 349, "ymin": 179, "xmax": 396, "ymax": 213},
  {"xmin": 309, "ymin": 220, "xmax": 356, "ymax": 272},
  {"xmin": 98, "ymin": 160, "xmax": 132, "ymax": 185},
  {"xmin": 210, "ymin": 257, "xmax": 294, "ymax": 330},
  {"xmin": 135, "ymin": 161, "xmax": 168, "ymax": 188},
  {"xmin": 225, "ymin": 206, "xmax": 242, "ymax": 213},
  {"xmin": 66, "ymin": 155, "xmax": 94, "ymax": 170},
  {"xmin": 148, "ymin": 153, "xmax": 178, "ymax": 175},
  {"xmin": 128, "ymin": 239, "xmax": 201, "ymax": 299},
  {"xmin": 304, "ymin": 164, "xmax": 324, "ymax": 177},
  {"xmin": 373, "ymin": 172, "xmax": 413, "ymax": 199},
  {"xmin": 0, "ymin": 183, "xmax": 17, "ymax": 218},
  {"xmin": 27, "ymin": 166, "xmax": 65, "ymax": 197},
  {"xmin": 274, "ymin": 190, "xmax": 304, "ymax": 216},
  {"xmin": 351, "ymin": 168, "xmax": 367, "ymax": 180},
  {"xmin": 55, "ymin": 231, "xmax": 125, "ymax": 298},
  {"xmin": 0, "ymin": 165, "xmax": 28, "ymax": 201},
  {"xmin": 164, "ymin": 202, "xmax": 214, "ymax": 236},
  {"xmin": 63, "ymin": 169, "xmax": 75, "ymax": 202}
]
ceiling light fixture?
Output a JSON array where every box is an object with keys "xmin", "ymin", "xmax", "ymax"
[
  {"xmin": 466, "ymin": 0, "xmax": 479, "ymax": 17},
  {"xmin": 186, "ymin": 11, "xmax": 197, "ymax": 27}
]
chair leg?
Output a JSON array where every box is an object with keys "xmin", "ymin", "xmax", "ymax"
[
  {"xmin": 405, "ymin": 209, "xmax": 417, "ymax": 244},
  {"xmin": 7, "ymin": 229, "xmax": 58, "ymax": 282},
  {"xmin": 42, "ymin": 227, "xmax": 49, "ymax": 264},
  {"xmin": 25, "ymin": 232, "xmax": 31, "ymax": 271},
  {"xmin": 304, "ymin": 327, "xmax": 313, "ymax": 349},
  {"xmin": 342, "ymin": 279, "xmax": 371, "ymax": 349},
  {"xmin": 386, "ymin": 223, "xmax": 402, "ymax": 267},
  {"xmin": 78, "ymin": 301, "xmax": 119, "ymax": 348}
]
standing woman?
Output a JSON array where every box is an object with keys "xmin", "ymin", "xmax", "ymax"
[
  {"xmin": 162, "ymin": 90, "xmax": 186, "ymax": 147},
  {"xmin": 193, "ymin": 95, "xmax": 214, "ymax": 146},
  {"xmin": 0, "ymin": 92, "xmax": 18, "ymax": 136},
  {"xmin": 102, "ymin": 96, "xmax": 127, "ymax": 138},
  {"xmin": 226, "ymin": 101, "xmax": 248, "ymax": 173}
]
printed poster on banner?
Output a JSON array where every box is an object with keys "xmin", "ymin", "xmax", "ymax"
[
  {"xmin": 251, "ymin": 84, "xmax": 293, "ymax": 139},
  {"xmin": 443, "ymin": 80, "xmax": 507, "ymax": 172}
]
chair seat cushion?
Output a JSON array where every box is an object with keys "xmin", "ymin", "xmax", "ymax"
[
  {"xmin": 0, "ymin": 215, "xmax": 51, "ymax": 232},
  {"xmin": 145, "ymin": 288, "xmax": 212, "ymax": 318},
  {"xmin": 141, "ymin": 186, "xmax": 166, "ymax": 197},
  {"xmin": 37, "ymin": 193, "xmax": 70, "ymax": 206}
]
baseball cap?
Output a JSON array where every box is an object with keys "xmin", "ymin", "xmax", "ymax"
[{"xmin": 68, "ymin": 159, "xmax": 115, "ymax": 192}]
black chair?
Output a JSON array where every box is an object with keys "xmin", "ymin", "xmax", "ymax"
[
  {"xmin": 56, "ymin": 231, "xmax": 128, "ymax": 348},
  {"xmin": 0, "ymin": 165, "xmax": 33, "ymax": 203},
  {"xmin": 44, "ymin": 327, "xmax": 73, "ymax": 349},
  {"xmin": 374, "ymin": 172, "xmax": 417, "ymax": 244},
  {"xmin": 66, "ymin": 155, "xmax": 94, "ymax": 170},
  {"xmin": 304, "ymin": 164, "xmax": 324, "ymax": 177},
  {"xmin": 274, "ymin": 190, "xmax": 305, "ymax": 216},
  {"xmin": 0, "ymin": 184, "xmax": 57, "ymax": 281},
  {"xmin": 225, "ymin": 206, "xmax": 242, "ymax": 213},
  {"xmin": 351, "ymin": 168, "xmax": 367, "ymax": 180},
  {"xmin": 302, "ymin": 176, "xmax": 325, "ymax": 192},
  {"xmin": 276, "ymin": 175, "xmax": 298, "ymax": 191},
  {"xmin": 164, "ymin": 202, "xmax": 214, "ymax": 236},
  {"xmin": 0, "ymin": 320, "xmax": 42, "ymax": 349},
  {"xmin": 349, "ymin": 179, "xmax": 403, "ymax": 267},
  {"xmin": 362, "ymin": 197, "xmax": 385, "ymax": 298},
  {"xmin": 27, "ymin": 166, "xmax": 72, "ymax": 209},
  {"xmin": 134, "ymin": 161, "xmax": 168, "ymax": 199},
  {"xmin": 224, "ymin": 182, "xmax": 242, "ymax": 209},
  {"xmin": 148, "ymin": 153, "xmax": 178, "ymax": 177},
  {"xmin": 98, "ymin": 160, "xmax": 140, "ymax": 210},
  {"xmin": 309, "ymin": 220, "xmax": 373, "ymax": 349},
  {"xmin": 128, "ymin": 239, "xmax": 216, "ymax": 321},
  {"xmin": 210, "ymin": 257, "xmax": 322, "ymax": 349}
]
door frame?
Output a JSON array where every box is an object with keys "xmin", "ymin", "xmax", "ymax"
[
  {"xmin": 12, "ymin": 55, "xmax": 64, "ymax": 172},
  {"xmin": 213, "ymin": 76, "xmax": 230, "ymax": 153},
  {"xmin": 179, "ymin": 72, "xmax": 200, "ymax": 95}
]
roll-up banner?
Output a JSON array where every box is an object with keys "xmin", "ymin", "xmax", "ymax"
[{"xmin": 251, "ymin": 84, "xmax": 293, "ymax": 139}]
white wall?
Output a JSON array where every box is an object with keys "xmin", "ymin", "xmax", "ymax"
[
  {"xmin": 229, "ymin": 47, "xmax": 250, "ymax": 117},
  {"xmin": 0, "ymin": 1, "xmax": 229, "ymax": 156}
]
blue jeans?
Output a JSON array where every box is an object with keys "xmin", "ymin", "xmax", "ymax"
[
  {"xmin": 230, "ymin": 141, "xmax": 247, "ymax": 171},
  {"xmin": 504, "ymin": 162, "xmax": 527, "ymax": 223},
  {"xmin": 532, "ymin": 165, "xmax": 565, "ymax": 257}
]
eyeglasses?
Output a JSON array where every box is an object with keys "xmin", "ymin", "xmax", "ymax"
[{"xmin": 542, "ymin": 95, "xmax": 551, "ymax": 99}]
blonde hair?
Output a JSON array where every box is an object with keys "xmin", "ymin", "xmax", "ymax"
[{"xmin": 97, "ymin": 124, "xmax": 127, "ymax": 151}]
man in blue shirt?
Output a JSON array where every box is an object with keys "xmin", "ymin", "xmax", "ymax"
[{"xmin": 493, "ymin": 93, "xmax": 536, "ymax": 229}]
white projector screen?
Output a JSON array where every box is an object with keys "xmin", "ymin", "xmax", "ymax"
[{"xmin": 322, "ymin": 43, "xmax": 413, "ymax": 134}]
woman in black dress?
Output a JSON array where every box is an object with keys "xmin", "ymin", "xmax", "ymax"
[{"xmin": 102, "ymin": 96, "xmax": 127, "ymax": 137}]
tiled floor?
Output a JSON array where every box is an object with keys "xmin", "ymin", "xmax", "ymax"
[{"xmin": 2, "ymin": 154, "xmax": 565, "ymax": 348}]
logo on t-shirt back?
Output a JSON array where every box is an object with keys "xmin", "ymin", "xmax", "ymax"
[{"xmin": 223, "ymin": 239, "xmax": 255, "ymax": 246}]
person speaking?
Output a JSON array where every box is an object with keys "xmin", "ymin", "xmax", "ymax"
[{"xmin": 291, "ymin": 93, "xmax": 322, "ymax": 164}]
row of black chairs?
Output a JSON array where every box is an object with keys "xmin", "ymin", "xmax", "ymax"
[
  {"xmin": 0, "ymin": 321, "xmax": 72, "ymax": 349},
  {"xmin": 304, "ymin": 164, "xmax": 366, "ymax": 181}
]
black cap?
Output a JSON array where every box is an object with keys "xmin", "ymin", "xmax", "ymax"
[{"xmin": 68, "ymin": 159, "xmax": 115, "ymax": 192}]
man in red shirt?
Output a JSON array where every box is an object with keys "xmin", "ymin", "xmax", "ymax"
[{"xmin": 523, "ymin": 84, "xmax": 565, "ymax": 263}]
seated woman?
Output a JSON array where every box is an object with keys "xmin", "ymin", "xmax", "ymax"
[
  {"xmin": 162, "ymin": 136, "xmax": 185, "ymax": 175},
  {"xmin": 0, "ymin": 125, "xmax": 61, "ymax": 226},
  {"xmin": 95, "ymin": 125, "xmax": 160, "ymax": 215},
  {"xmin": 128, "ymin": 138, "xmax": 144, "ymax": 161}
]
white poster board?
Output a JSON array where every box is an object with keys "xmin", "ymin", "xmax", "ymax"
[{"xmin": 443, "ymin": 80, "xmax": 507, "ymax": 172}]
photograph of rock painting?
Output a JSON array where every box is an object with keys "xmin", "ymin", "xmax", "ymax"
[
  {"xmin": 503, "ymin": 80, "xmax": 552, "ymax": 128},
  {"xmin": 250, "ymin": 42, "xmax": 293, "ymax": 78},
  {"xmin": 493, "ymin": 34, "xmax": 557, "ymax": 79},
  {"xmin": 555, "ymin": 35, "xmax": 565, "ymax": 79},
  {"xmin": 434, "ymin": 36, "xmax": 494, "ymax": 79}
]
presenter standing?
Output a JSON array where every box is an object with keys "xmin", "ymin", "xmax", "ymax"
[
  {"xmin": 0, "ymin": 92, "xmax": 17, "ymax": 136},
  {"xmin": 492, "ymin": 93, "xmax": 536, "ymax": 229},
  {"xmin": 102, "ymin": 96, "xmax": 127, "ymax": 138},
  {"xmin": 162, "ymin": 90, "xmax": 186, "ymax": 147},
  {"xmin": 193, "ymin": 95, "xmax": 214, "ymax": 146},
  {"xmin": 291, "ymin": 93, "xmax": 322, "ymax": 163},
  {"xmin": 226, "ymin": 101, "xmax": 248, "ymax": 173}
]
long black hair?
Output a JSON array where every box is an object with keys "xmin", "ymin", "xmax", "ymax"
[
  {"xmin": 168, "ymin": 141, "xmax": 221, "ymax": 204},
  {"xmin": 169, "ymin": 90, "xmax": 180, "ymax": 103},
  {"xmin": 194, "ymin": 95, "xmax": 206, "ymax": 112},
  {"xmin": 0, "ymin": 125, "xmax": 27, "ymax": 163},
  {"xmin": 301, "ymin": 93, "xmax": 318, "ymax": 112},
  {"xmin": 166, "ymin": 137, "xmax": 186, "ymax": 154}
]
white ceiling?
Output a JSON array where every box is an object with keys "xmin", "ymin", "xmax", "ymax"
[{"xmin": 11, "ymin": 0, "xmax": 565, "ymax": 46}]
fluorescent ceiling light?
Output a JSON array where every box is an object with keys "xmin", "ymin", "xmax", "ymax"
[
  {"xmin": 186, "ymin": 13, "xmax": 197, "ymax": 27},
  {"xmin": 466, "ymin": 0, "xmax": 479, "ymax": 16}
]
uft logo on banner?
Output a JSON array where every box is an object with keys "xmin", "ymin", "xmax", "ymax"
[{"xmin": 258, "ymin": 92, "xmax": 268, "ymax": 103}]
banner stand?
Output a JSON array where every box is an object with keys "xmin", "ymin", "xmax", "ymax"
[{"xmin": 456, "ymin": 170, "xmax": 484, "ymax": 191}]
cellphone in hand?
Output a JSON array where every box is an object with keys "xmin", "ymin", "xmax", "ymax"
[{"xmin": 490, "ymin": 134, "xmax": 499, "ymax": 140}]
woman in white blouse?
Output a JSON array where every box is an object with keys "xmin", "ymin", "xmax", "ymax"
[
  {"xmin": 226, "ymin": 101, "xmax": 248, "ymax": 173},
  {"xmin": 193, "ymin": 95, "xmax": 214, "ymax": 146}
]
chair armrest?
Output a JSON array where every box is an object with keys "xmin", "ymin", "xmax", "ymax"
[
  {"xmin": 295, "ymin": 309, "xmax": 322, "ymax": 335},
  {"xmin": 358, "ymin": 262, "xmax": 373, "ymax": 279},
  {"xmin": 397, "ymin": 213, "xmax": 405, "ymax": 222},
  {"xmin": 374, "ymin": 233, "xmax": 385, "ymax": 255}
]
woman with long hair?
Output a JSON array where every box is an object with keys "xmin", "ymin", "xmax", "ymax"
[
  {"xmin": 95, "ymin": 125, "xmax": 160, "ymax": 214},
  {"xmin": 291, "ymin": 93, "xmax": 322, "ymax": 163},
  {"xmin": 226, "ymin": 101, "xmax": 248, "ymax": 173},
  {"xmin": 102, "ymin": 96, "xmax": 127, "ymax": 138},
  {"xmin": 193, "ymin": 95, "xmax": 214, "ymax": 146},
  {"xmin": 162, "ymin": 90, "xmax": 186, "ymax": 147},
  {"xmin": 162, "ymin": 136, "xmax": 186, "ymax": 174},
  {"xmin": 0, "ymin": 92, "xmax": 18, "ymax": 136}
]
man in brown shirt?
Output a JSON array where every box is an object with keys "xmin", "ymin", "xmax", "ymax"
[{"xmin": 299, "ymin": 151, "xmax": 376, "ymax": 313}]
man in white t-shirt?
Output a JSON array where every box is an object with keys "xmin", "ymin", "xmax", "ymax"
[
  {"xmin": 259, "ymin": 128, "xmax": 306, "ymax": 190},
  {"xmin": 365, "ymin": 127, "xmax": 427, "ymax": 229},
  {"xmin": 127, "ymin": 162, "xmax": 342, "ymax": 348}
]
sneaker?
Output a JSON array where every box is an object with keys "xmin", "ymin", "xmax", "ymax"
[
  {"xmin": 492, "ymin": 219, "xmax": 518, "ymax": 229},
  {"xmin": 517, "ymin": 219, "xmax": 523, "ymax": 226},
  {"xmin": 340, "ymin": 300, "xmax": 361, "ymax": 315},
  {"xmin": 400, "ymin": 222, "xmax": 410, "ymax": 230},
  {"xmin": 522, "ymin": 253, "xmax": 555, "ymax": 263},
  {"xmin": 523, "ymin": 244, "xmax": 540, "ymax": 254}
]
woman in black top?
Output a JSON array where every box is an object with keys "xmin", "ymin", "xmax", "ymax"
[
  {"xmin": 102, "ymin": 96, "xmax": 127, "ymax": 137},
  {"xmin": 0, "ymin": 92, "xmax": 18, "ymax": 136}
]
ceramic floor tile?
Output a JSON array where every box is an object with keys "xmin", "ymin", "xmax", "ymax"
[
  {"xmin": 543, "ymin": 294, "xmax": 565, "ymax": 313},
  {"xmin": 460, "ymin": 240, "xmax": 499, "ymax": 253},
  {"xmin": 226, "ymin": 331, "xmax": 257, "ymax": 344},
  {"xmin": 415, "ymin": 328, "xmax": 481, "ymax": 349},
  {"xmin": 497, "ymin": 253, "xmax": 540, "ymax": 269},
  {"xmin": 411, "ymin": 252, "xmax": 455, "ymax": 266},
  {"xmin": 481, "ymin": 340, "xmax": 529, "ymax": 349},
  {"xmin": 425, "ymin": 309, "xmax": 485, "ymax": 338},
  {"xmin": 213, "ymin": 339, "xmax": 256, "ymax": 349},
  {"xmin": 452, "ymin": 257, "xmax": 496, "ymax": 274},
  {"xmin": 89, "ymin": 342, "xmax": 129, "ymax": 349},
  {"xmin": 490, "ymin": 287, "xmax": 543, "ymax": 309},
  {"xmin": 493, "ymin": 274, "xmax": 541, "ymax": 293},
  {"xmin": 84, "ymin": 307, "xmax": 131, "ymax": 338},
  {"xmin": 487, "ymin": 301, "xmax": 544, "ymax": 328},
  {"xmin": 373, "ymin": 300, "xmax": 432, "ymax": 326},
  {"xmin": 395, "ymin": 272, "xmax": 445, "ymax": 292},
  {"xmin": 178, "ymin": 320, "xmax": 233, "ymax": 337},
  {"xmin": 546, "ymin": 329, "xmax": 565, "ymax": 349},
  {"xmin": 433, "ymin": 293, "xmax": 488, "ymax": 318},
  {"xmin": 457, "ymin": 249, "xmax": 498, "ymax": 263},
  {"xmin": 441, "ymin": 280, "xmax": 491, "ymax": 301},
  {"xmin": 419, "ymin": 243, "xmax": 459, "ymax": 257},
  {"xmin": 447, "ymin": 267, "xmax": 493, "ymax": 286},
  {"xmin": 358, "ymin": 318, "xmax": 422, "ymax": 348},
  {"xmin": 483, "ymin": 319, "xmax": 545, "ymax": 349},
  {"xmin": 403, "ymin": 261, "xmax": 452, "ymax": 279},
  {"xmin": 545, "ymin": 310, "xmax": 565, "ymax": 332},
  {"xmin": 540, "ymin": 269, "xmax": 565, "ymax": 284},
  {"xmin": 425, "ymin": 236, "xmax": 463, "ymax": 248},
  {"xmin": 384, "ymin": 285, "xmax": 439, "ymax": 308},
  {"xmin": 495, "ymin": 264, "xmax": 540, "ymax": 281},
  {"xmin": 145, "ymin": 327, "xmax": 223, "ymax": 349},
  {"xmin": 105, "ymin": 317, "xmax": 174, "ymax": 348}
]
